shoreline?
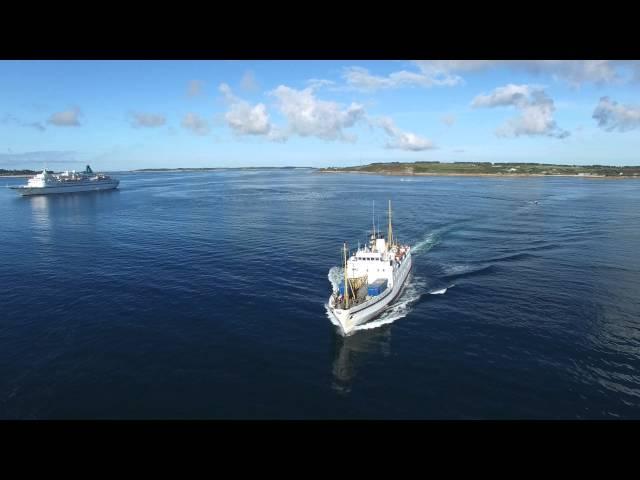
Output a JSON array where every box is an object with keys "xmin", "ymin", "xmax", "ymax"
[
  {"xmin": 131, "ymin": 167, "xmax": 311, "ymax": 173},
  {"xmin": 317, "ymin": 170, "xmax": 640, "ymax": 179},
  {"xmin": 4, "ymin": 169, "xmax": 638, "ymax": 179}
]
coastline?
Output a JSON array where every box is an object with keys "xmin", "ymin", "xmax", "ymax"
[
  {"xmin": 132, "ymin": 168, "xmax": 224, "ymax": 173},
  {"xmin": 132, "ymin": 167, "xmax": 310, "ymax": 173},
  {"xmin": 4, "ymin": 169, "xmax": 638, "ymax": 179},
  {"xmin": 317, "ymin": 170, "xmax": 640, "ymax": 179}
]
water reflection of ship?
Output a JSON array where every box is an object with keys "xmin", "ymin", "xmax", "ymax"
[
  {"xmin": 331, "ymin": 325, "xmax": 392, "ymax": 394},
  {"xmin": 30, "ymin": 191, "xmax": 97, "ymax": 220},
  {"xmin": 28, "ymin": 190, "xmax": 116, "ymax": 243},
  {"xmin": 30, "ymin": 195, "xmax": 52, "ymax": 244}
]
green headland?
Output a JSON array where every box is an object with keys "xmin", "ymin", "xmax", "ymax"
[{"xmin": 319, "ymin": 162, "xmax": 640, "ymax": 178}]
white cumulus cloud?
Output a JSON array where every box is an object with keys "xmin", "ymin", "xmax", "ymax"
[
  {"xmin": 342, "ymin": 60, "xmax": 630, "ymax": 92},
  {"xmin": 187, "ymin": 80, "xmax": 204, "ymax": 97},
  {"xmin": 471, "ymin": 84, "xmax": 535, "ymax": 108},
  {"xmin": 2, "ymin": 114, "xmax": 45, "ymax": 131},
  {"xmin": 270, "ymin": 85, "xmax": 365, "ymax": 141},
  {"xmin": 472, "ymin": 84, "xmax": 569, "ymax": 139},
  {"xmin": 306, "ymin": 78, "xmax": 336, "ymax": 90},
  {"xmin": 418, "ymin": 60, "xmax": 621, "ymax": 87},
  {"xmin": 131, "ymin": 112, "xmax": 166, "ymax": 128},
  {"xmin": 343, "ymin": 65, "xmax": 461, "ymax": 92},
  {"xmin": 220, "ymin": 82, "xmax": 435, "ymax": 150},
  {"xmin": 220, "ymin": 83, "xmax": 271, "ymax": 136},
  {"xmin": 375, "ymin": 117, "xmax": 435, "ymax": 151},
  {"xmin": 592, "ymin": 96, "xmax": 640, "ymax": 132},
  {"xmin": 181, "ymin": 113, "xmax": 210, "ymax": 135},
  {"xmin": 48, "ymin": 107, "xmax": 81, "ymax": 126}
]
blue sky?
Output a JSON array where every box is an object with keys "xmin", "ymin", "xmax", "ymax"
[{"xmin": 1, "ymin": 60, "xmax": 639, "ymax": 170}]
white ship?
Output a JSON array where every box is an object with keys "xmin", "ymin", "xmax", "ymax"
[
  {"xmin": 11, "ymin": 165, "xmax": 119, "ymax": 196},
  {"xmin": 328, "ymin": 201, "xmax": 412, "ymax": 335}
]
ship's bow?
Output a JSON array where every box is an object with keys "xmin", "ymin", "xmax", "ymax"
[
  {"xmin": 328, "ymin": 303, "xmax": 354, "ymax": 335},
  {"xmin": 10, "ymin": 187, "xmax": 29, "ymax": 196}
]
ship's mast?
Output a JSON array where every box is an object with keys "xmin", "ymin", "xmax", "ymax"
[
  {"xmin": 372, "ymin": 200, "xmax": 375, "ymax": 240},
  {"xmin": 388, "ymin": 200, "xmax": 393, "ymax": 249},
  {"xmin": 343, "ymin": 242, "xmax": 349, "ymax": 309}
]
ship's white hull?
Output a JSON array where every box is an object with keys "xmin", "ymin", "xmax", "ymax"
[
  {"xmin": 11, "ymin": 180, "xmax": 119, "ymax": 196},
  {"xmin": 328, "ymin": 251, "xmax": 412, "ymax": 335}
]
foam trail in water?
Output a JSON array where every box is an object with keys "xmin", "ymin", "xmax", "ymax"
[
  {"xmin": 350, "ymin": 277, "xmax": 426, "ymax": 334},
  {"xmin": 324, "ymin": 303, "xmax": 341, "ymax": 328},
  {"xmin": 442, "ymin": 264, "xmax": 475, "ymax": 275},
  {"xmin": 441, "ymin": 263, "xmax": 494, "ymax": 279},
  {"xmin": 429, "ymin": 283, "xmax": 455, "ymax": 295},
  {"xmin": 350, "ymin": 316, "xmax": 399, "ymax": 332},
  {"xmin": 328, "ymin": 266, "xmax": 343, "ymax": 293},
  {"xmin": 412, "ymin": 231, "xmax": 439, "ymax": 255}
]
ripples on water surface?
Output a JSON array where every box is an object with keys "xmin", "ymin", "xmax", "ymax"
[{"xmin": 1, "ymin": 170, "xmax": 640, "ymax": 419}]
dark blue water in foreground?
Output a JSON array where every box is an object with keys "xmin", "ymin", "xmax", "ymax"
[{"xmin": 1, "ymin": 170, "xmax": 640, "ymax": 419}]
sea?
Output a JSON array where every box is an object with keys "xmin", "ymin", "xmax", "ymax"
[{"xmin": 1, "ymin": 169, "xmax": 639, "ymax": 419}]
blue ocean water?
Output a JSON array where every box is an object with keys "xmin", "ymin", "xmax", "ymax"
[{"xmin": 1, "ymin": 170, "xmax": 640, "ymax": 419}]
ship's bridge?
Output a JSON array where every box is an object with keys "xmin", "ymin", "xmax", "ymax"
[
  {"xmin": 347, "ymin": 242, "xmax": 394, "ymax": 286},
  {"xmin": 354, "ymin": 251, "xmax": 382, "ymax": 260}
]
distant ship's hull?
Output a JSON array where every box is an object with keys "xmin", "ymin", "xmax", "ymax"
[
  {"xmin": 11, "ymin": 180, "xmax": 119, "ymax": 196},
  {"xmin": 328, "ymin": 251, "xmax": 412, "ymax": 335}
]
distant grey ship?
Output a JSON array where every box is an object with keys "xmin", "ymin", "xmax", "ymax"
[{"xmin": 11, "ymin": 165, "xmax": 119, "ymax": 196}]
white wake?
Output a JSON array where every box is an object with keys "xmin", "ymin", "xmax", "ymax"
[
  {"xmin": 350, "ymin": 277, "xmax": 426, "ymax": 334},
  {"xmin": 324, "ymin": 303, "xmax": 341, "ymax": 328},
  {"xmin": 429, "ymin": 283, "xmax": 455, "ymax": 295},
  {"xmin": 412, "ymin": 231, "xmax": 440, "ymax": 255},
  {"xmin": 327, "ymin": 266, "xmax": 343, "ymax": 293}
]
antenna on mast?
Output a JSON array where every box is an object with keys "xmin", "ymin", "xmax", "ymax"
[
  {"xmin": 372, "ymin": 200, "xmax": 375, "ymax": 238},
  {"xmin": 343, "ymin": 242, "xmax": 349, "ymax": 309},
  {"xmin": 388, "ymin": 200, "xmax": 393, "ymax": 248}
]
